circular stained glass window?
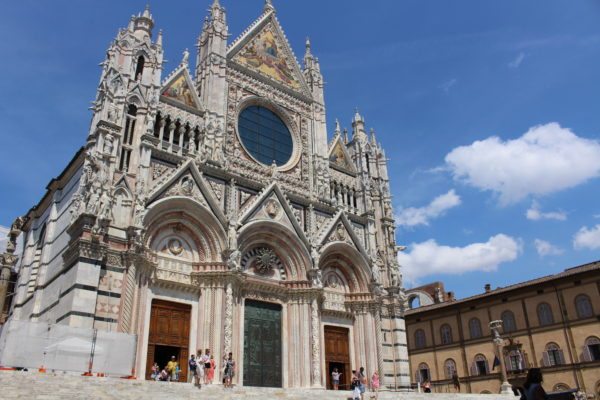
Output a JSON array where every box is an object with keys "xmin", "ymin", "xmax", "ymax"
[{"xmin": 238, "ymin": 105, "xmax": 293, "ymax": 166}]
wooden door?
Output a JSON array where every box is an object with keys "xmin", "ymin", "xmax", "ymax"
[
  {"xmin": 146, "ymin": 299, "xmax": 191, "ymax": 381},
  {"xmin": 324, "ymin": 325, "xmax": 350, "ymax": 390}
]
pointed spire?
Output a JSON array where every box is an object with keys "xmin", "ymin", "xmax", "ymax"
[
  {"xmin": 128, "ymin": 16, "xmax": 135, "ymax": 32},
  {"xmin": 142, "ymin": 4, "xmax": 152, "ymax": 19},
  {"xmin": 352, "ymin": 108, "xmax": 367, "ymax": 143},
  {"xmin": 264, "ymin": 0, "xmax": 275, "ymax": 13},
  {"xmin": 343, "ymin": 128, "xmax": 349, "ymax": 144},
  {"xmin": 370, "ymin": 128, "xmax": 377, "ymax": 145},
  {"xmin": 133, "ymin": 4, "xmax": 154, "ymax": 34},
  {"xmin": 353, "ymin": 108, "xmax": 364, "ymax": 124},
  {"xmin": 334, "ymin": 119, "xmax": 341, "ymax": 137},
  {"xmin": 181, "ymin": 48, "xmax": 190, "ymax": 66},
  {"xmin": 156, "ymin": 29, "xmax": 163, "ymax": 47}
]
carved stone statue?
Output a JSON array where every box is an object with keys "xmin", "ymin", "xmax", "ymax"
[
  {"xmin": 371, "ymin": 263, "xmax": 381, "ymax": 284},
  {"xmin": 389, "ymin": 264, "xmax": 400, "ymax": 288},
  {"xmin": 181, "ymin": 48, "xmax": 189, "ymax": 65},
  {"xmin": 103, "ymin": 134, "xmax": 114, "ymax": 155},
  {"xmin": 98, "ymin": 189, "xmax": 113, "ymax": 220},
  {"xmin": 226, "ymin": 249, "xmax": 241, "ymax": 271},
  {"xmin": 134, "ymin": 180, "xmax": 147, "ymax": 227}
]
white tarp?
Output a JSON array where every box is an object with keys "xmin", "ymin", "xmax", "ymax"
[{"xmin": 0, "ymin": 320, "xmax": 136, "ymax": 376}]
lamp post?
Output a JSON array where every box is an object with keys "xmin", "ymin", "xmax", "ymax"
[{"xmin": 489, "ymin": 320, "xmax": 514, "ymax": 395}]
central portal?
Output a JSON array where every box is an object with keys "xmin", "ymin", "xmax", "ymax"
[{"xmin": 243, "ymin": 299, "xmax": 282, "ymax": 387}]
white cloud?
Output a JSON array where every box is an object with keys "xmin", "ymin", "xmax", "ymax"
[
  {"xmin": 534, "ymin": 239, "xmax": 564, "ymax": 257},
  {"xmin": 0, "ymin": 225, "xmax": 8, "ymax": 253},
  {"xmin": 508, "ymin": 52, "xmax": 526, "ymax": 68},
  {"xmin": 396, "ymin": 190, "xmax": 461, "ymax": 227},
  {"xmin": 398, "ymin": 234, "xmax": 521, "ymax": 283},
  {"xmin": 445, "ymin": 123, "xmax": 600, "ymax": 204},
  {"xmin": 439, "ymin": 78, "xmax": 457, "ymax": 93},
  {"xmin": 573, "ymin": 224, "xmax": 600, "ymax": 250},
  {"xmin": 526, "ymin": 201, "xmax": 567, "ymax": 221}
]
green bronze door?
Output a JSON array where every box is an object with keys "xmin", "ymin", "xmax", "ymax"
[{"xmin": 243, "ymin": 300, "xmax": 282, "ymax": 387}]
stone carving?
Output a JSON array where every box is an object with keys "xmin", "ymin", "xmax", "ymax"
[
  {"xmin": 134, "ymin": 180, "xmax": 147, "ymax": 227},
  {"xmin": 103, "ymin": 134, "xmax": 114, "ymax": 155},
  {"xmin": 309, "ymin": 268, "xmax": 322, "ymax": 288},
  {"xmin": 180, "ymin": 176, "xmax": 193, "ymax": 196},
  {"xmin": 168, "ymin": 238, "xmax": 183, "ymax": 255},
  {"xmin": 371, "ymin": 262, "xmax": 381, "ymax": 284},
  {"xmin": 223, "ymin": 283, "xmax": 234, "ymax": 353},
  {"xmin": 254, "ymin": 248, "xmax": 277, "ymax": 275},
  {"xmin": 389, "ymin": 262, "xmax": 400, "ymax": 288},
  {"xmin": 325, "ymin": 274, "xmax": 340, "ymax": 289},
  {"xmin": 310, "ymin": 298, "xmax": 322, "ymax": 385},
  {"xmin": 335, "ymin": 223, "xmax": 346, "ymax": 241},
  {"xmin": 264, "ymin": 198, "xmax": 280, "ymax": 219}
]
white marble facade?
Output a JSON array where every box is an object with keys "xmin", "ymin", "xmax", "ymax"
[{"xmin": 7, "ymin": 0, "xmax": 410, "ymax": 390}]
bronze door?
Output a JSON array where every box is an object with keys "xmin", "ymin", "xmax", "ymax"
[
  {"xmin": 324, "ymin": 325, "xmax": 350, "ymax": 390},
  {"xmin": 243, "ymin": 300, "xmax": 282, "ymax": 387},
  {"xmin": 146, "ymin": 299, "xmax": 191, "ymax": 381}
]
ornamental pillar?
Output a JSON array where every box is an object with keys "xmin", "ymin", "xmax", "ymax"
[{"xmin": 310, "ymin": 297, "xmax": 322, "ymax": 387}]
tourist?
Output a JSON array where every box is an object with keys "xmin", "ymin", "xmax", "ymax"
[
  {"xmin": 358, "ymin": 367, "xmax": 367, "ymax": 400},
  {"xmin": 150, "ymin": 362, "xmax": 159, "ymax": 380},
  {"xmin": 370, "ymin": 371, "xmax": 380, "ymax": 399},
  {"xmin": 203, "ymin": 349, "xmax": 211, "ymax": 385},
  {"xmin": 351, "ymin": 370, "xmax": 361, "ymax": 400},
  {"xmin": 331, "ymin": 368, "xmax": 342, "ymax": 390},
  {"xmin": 196, "ymin": 350, "xmax": 204, "ymax": 388},
  {"xmin": 166, "ymin": 356, "xmax": 178, "ymax": 382},
  {"xmin": 224, "ymin": 352, "xmax": 235, "ymax": 388},
  {"xmin": 452, "ymin": 372, "xmax": 460, "ymax": 392},
  {"xmin": 189, "ymin": 354, "xmax": 198, "ymax": 385},
  {"xmin": 158, "ymin": 368, "xmax": 169, "ymax": 382},
  {"xmin": 523, "ymin": 368, "xmax": 548, "ymax": 400},
  {"xmin": 208, "ymin": 355, "xmax": 215, "ymax": 384},
  {"xmin": 423, "ymin": 379, "xmax": 432, "ymax": 393}
]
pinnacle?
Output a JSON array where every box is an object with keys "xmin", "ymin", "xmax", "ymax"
[{"xmin": 264, "ymin": 0, "xmax": 275, "ymax": 13}]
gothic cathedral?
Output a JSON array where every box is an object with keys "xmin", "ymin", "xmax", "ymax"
[{"xmin": 5, "ymin": 1, "xmax": 410, "ymax": 390}]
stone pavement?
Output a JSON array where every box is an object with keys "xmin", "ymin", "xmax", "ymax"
[{"xmin": 0, "ymin": 370, "xmax": 513, "ymax": 400}]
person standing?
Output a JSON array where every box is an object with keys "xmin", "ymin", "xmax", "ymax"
[
  {"xmin": 189, "ymin": 354, "xmax": 198, "ymax": 386},
  {"xmin": 208, "ymin": 355, "xmax": 215, "ymax": 384},
  {"xmin": 351, "ymin": 370, "xmax": 361, "ymax": 400},
  {"xmin": 203, "ymin": 349, "xmax": 211, "ymax": 385},
  {"xmin": 423, "ymin": 379, "xmax": 432, "ymax": 393},
  {"xmin": 224, "ymin": 352, "xmax": 235, "ymax": 389},
  {"xmin": 371, "ymin": 371, "xmax": 380, "ymax": 399},
  {"xmin": 331, "ymin": 368, "xmax": 342, "ymax": 390},
  {"xmin": 452, "ymin": 372, "xmax": 460, "ymax": 393},
  {"xmin": 196, "ymin": 350, "xmax": 204, "ymax": 388},
  {"xmin": 523, "ymin": 368, "xmax": 548, "ymax": 400},
  {"xmin": 358, "ymin": 367, "xmax": 367, "ymax": 400},
  {"xmin": 166, "ymin": 356, "xmax": 178, "ymax": 382}
]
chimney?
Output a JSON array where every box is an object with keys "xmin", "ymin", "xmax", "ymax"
[
  {"xmin": 447, "ymin": 291, "xmax": 455, "ymax": 301},
  {"xmin": 485, "ymin": 284, "xmax": 491, "ymax": 293}
]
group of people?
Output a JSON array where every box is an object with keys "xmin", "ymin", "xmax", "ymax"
[
  {"xmin": 330, "ymin": 367, "xmax": 380, "ymax": 400},
  {"xmin": 188, "ymin": 349, "xmax": 216, "ymax": 388},
  {"xmin": 150, "ymin": 356, "xmax": 181, "ymax": 382}
]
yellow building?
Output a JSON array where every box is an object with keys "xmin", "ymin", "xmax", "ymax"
[{"xmin": 405, "ymin": 261, "xmax": 600, "ymax": 397}]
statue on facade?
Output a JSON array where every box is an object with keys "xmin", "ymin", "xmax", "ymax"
[
  {"xmin": 103, "ymin": 134, "xmax": 114, "ymax": 155},
  {"xmin": 98, "ymin": 188, "xmax": 113, "ymax": 220},
  {"xmin": 133, "ymin": 180, "xmax": 147, "ymax": 227}
]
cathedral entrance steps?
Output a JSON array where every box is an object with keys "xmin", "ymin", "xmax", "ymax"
[{"xmin": 0, "ymin": 370, "xmax": 514, "ymax": 400}]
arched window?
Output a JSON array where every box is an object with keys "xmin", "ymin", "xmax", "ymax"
[
  {"xmin": 414, "ymin": 329, "xmax": 426, "ymax": 349},
  {"xmin": 416, "ymin": 362, "xmax": 430, "ymax": 383},
  {"xmin": 135, "ymin": 55, "xmax": 145, "ymax": 80},
  {"xmin": 553, "ymin": 384, "xmax": 570, "ymax": 392},
  {"xmin": 440, "ymin": 324, "xmax": 453, "ymax": 345},
  {"xmin": 119, "ymin": 104, "xmax": 138, "ymax": 172},
  {"xmin": 409, "ymin": 295, "xmax": 421, "ymax": 309},
  {"xmin": 584, "ymin": 336, "xmax": 600, "ymax": 362},
  {"xmin": 501, "ymin": 310, "xmax": 517, "ymax": 333},
  {"xmin": 469, "ymin": 318, "xmax": 483, "ymax": 339},
  {"xmin": 444, "ymin": 358, "xmax": 457, "ymax": 379},
  {"xmin": 537, "ymin": 302, "xmax": 555, "ymax": 326},
  {"xmin": 575, "ymin": 294, "xmax": 593, "ymax": 319},
  {"xmin": 472, "ymin": 354, "xmax": 488, "ymax": 376},
  {"xmin": 543, "ymin": 342, "xmax": 564, "ymax": 366}
]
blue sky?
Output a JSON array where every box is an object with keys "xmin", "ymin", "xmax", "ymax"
[{"xmin": 1, "ymin": 1, "xmax": 599, "ymax": 298}]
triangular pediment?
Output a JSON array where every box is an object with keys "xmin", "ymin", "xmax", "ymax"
[
  {"xmin": 160, "ymin": 66, "xmax": 204, "ymax": 113},
  {"xmin": 317, "ymin": 211, "xmax": 369, "ymax": 257},
  {"xmin": 228, "ymin": 12, "xmax": 311, "ymax": 97},
  {"xmin": 239, "ymin": 182, "xmax": 310, "ymax": 248},
  {"xmin": 328, "ymin": 135, "xmax": 357, "ymax": 174},
  {"xmin": 147, "ymin": 160, "xmax": 226, "ymax": 226}
]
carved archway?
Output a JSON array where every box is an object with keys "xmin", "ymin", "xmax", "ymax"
[
  {"xmin": 318, "ymin": 242, "xmax": 370, "ymax": 293},
  {"xmin": 237, "ymin": 220, "xmax": 311, "ymax": 281}
]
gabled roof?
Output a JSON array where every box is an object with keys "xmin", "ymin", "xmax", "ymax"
[
  {"xmin": 238, "ymin": 181, "xmax": 310, "ymax": 249},
  {"xmin": 328, "ymin": 134, "xmax": 357, "ymax": 174},
  {"xmin": 147, "ymin": 159, "xmax": 226, "ymax": 226},
  {"xmin": 227, "ymin": 9, "xmax": 312, "ymax": 98},
  {"xmin": 316, "ymin": 210, "xmax": 370, "ymax": 261},
  {"xmin": 160, "ymin": 64, "xmax": 204, "ymax": 114}
]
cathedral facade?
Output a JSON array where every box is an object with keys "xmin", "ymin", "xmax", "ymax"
[{"xmin": 3, "ymin": 1, "xmax": 409, "ymax": 390}]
